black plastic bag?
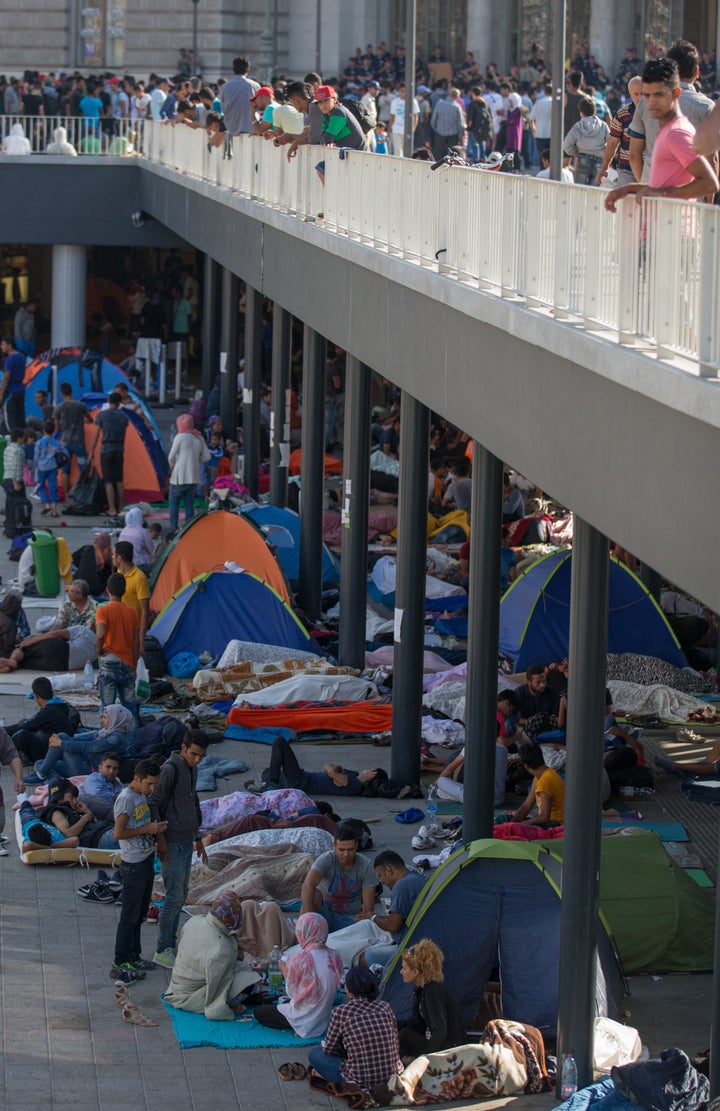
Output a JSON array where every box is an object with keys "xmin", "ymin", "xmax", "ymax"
[{"xmin": 65, "ymin": 464, "xmax": 105, "ymax": 516}]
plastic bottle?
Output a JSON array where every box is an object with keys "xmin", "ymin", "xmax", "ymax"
[
  {"xmin": 426, "ymin": 782, "xmax": 439, "ymax": 833},
  {"xmin": 560, "ymin": 1053, "xmax": 577, "ymax": 1099},
  {"xmin": 267, "ymin": 946, "xmax": 283, "ymax": 993},
  {"xmin": 83, "ymin": 661, "xmax": 94, "ymax": 690},
  {"xmin": 0, "ymin": 715, "xmax": 6, "ymax": 730}
]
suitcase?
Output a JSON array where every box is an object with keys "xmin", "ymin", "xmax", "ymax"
[{"xmin": 4, "ymin": 491, "xmax": 33, "ymax": 538}]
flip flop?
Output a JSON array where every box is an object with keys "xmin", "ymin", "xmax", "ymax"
[
  {"xmin": 291, "ymin": 1063, "xmax": 307, "ymax": 1080},
  {"xmin": 121, "ymin": 1002, "xmax": 158, "ymax": 1027},
  {"xmin": 277, "ymin": 1063, "xmax": 294, "ymax": 1081}
]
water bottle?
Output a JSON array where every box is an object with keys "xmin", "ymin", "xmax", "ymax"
[
  {"xmin": 0, "ymin": 715, "xmax": 6, "ymax": 731},
  {"xmin": 560, "ymin": 1053, "xmax": 577, "ymax": 1100},
  {"xmin": 83, "ymin": 661, "xmax": 94, "ymax": 690},
  {"xmin": 267, "ymin": 945, "xmax": 283, "ymax": 993},
  {"xmin": 426, "ymin": 782, "xmax": 439, "ymax": 833}
]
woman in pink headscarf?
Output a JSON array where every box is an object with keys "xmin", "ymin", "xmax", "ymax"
[
  {"xmin": 168, "ymin": 412, "xmax": 211, "ymax": 530},
  {"xmin": 254, "ymin": 912, "xmax": 343, "ymax": 1037}
]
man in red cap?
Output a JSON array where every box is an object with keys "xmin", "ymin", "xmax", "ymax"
[{"xmin": 251, "ymin": 86, "xmax": 279, "ymax": 135}]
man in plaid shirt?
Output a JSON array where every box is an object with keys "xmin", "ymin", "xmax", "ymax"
[
  {"xmin": 2, "ymin": 427, "xmax": 26, "ymax": 501},
  {"xmin": 308, "ymin": 966, "xmax": 402, "ymax": 1090},
  {"xmin": 595, "ymin": 77, "xmax": 642, "ymax": 185}
]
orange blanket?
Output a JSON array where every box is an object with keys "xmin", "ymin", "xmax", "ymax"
[{"xmin": 226, "ymin": 699, "xmax": 394, "ymax": 734}]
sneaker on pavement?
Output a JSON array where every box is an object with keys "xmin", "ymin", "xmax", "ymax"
[
  {"xmin": 153, "ymin": 948, "xmax": 176, "ymax": 968},
  {"xmin": 80, "ymin": 883, "xmax": 115, "ymax": 903},
  {"xmin": 114, "ymin": 965, "xmax": 146, "ymax": 986},
  {"xmin": 411, "ymin": 826, "xmax": 436, "ymax": 851},
  {"xmin": 130, "ymin": 958, "xmax": 156, "ymax": 971},
  {"xmin": 23, "ymin": 771, "xmax": 46, "ymax": 786},
  {"xmin": 0, "ymin": 847, "xmax": 9, "ymax": 857},
  {"xmin": 0, "ymin": 834, "xmax": 9, "ymax": 843},
  {"xmin": 110, "ymin": 962, "xmax": 147, "ymax": 980}
]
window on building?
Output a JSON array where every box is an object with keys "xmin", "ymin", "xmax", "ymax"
[
  {"xmin": 391, "ymin": 0, "xmax": 468, "ymax": 67},
  {"xmin": 78, "ymin": 0, "xmax": 125, "ymax": 69}
]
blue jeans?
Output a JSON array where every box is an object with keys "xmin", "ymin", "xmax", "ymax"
[
  {"xmin": 115, "ymin": 854, "xmax": 155, "ymax": 964},
  {"xmin": 363, "ymin": 941, "xmax": 398, "ymax": 968},
  {"xmin": 157, "ymin": 842, "xmax": 193, "ymax": 952},
  {"xmin": 37, "ymin": 746, "xmax": 90, "ymax": 779},
  {"xmin": 307, "ymin": 1046, "xmax": 343, "ymax": 1083},
  {"xmin": 169, "ymin": 482, "xmax": 196, "ymax": 529},
  {"xmin": 98, "ymin": 657, "xmax": 138, "ymax": 723},
  {"xmin": 316, "ymin": 902, "xmax": 356, "ymax": 932},
  {"xmin": 62, "ymin": 441, "xmax": 88, "ymax": 474},
  {"xmin": 38, "ymin": 468, "xmax": 58, "ymax": 504}
]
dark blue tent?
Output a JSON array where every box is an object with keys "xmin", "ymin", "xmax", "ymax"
[
  {"xmin": 241, "ymin": 504, "xmax": 340, "ymax": 585},
  {"xmin": 150, "ymin": 569, "xmax": 319, "ymax": 659},
  {"xmin": 498, "ymin": 551, "xmax": 685, "ymax": 670}
]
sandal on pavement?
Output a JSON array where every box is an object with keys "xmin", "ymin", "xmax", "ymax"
[
  {"xmin": 291, "ymin": 1063, "xmax": 307, "ymax": 1080},
  {"xmin": 277, "ymin": 1063, "xmax": 295, "ymax": 1082},
  {"xmin": 121, "ymin": 1002, "xmax": 157, "ymax": 1027}
]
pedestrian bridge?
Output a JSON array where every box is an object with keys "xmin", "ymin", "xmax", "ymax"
[{"xmin": 3, "ymin": 118, "xmax": 720, "ymax": 610}]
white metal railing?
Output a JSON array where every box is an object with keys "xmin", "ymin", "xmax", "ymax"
[
  {"xmin": 1, "ymin": 114, "xmax": 143, "ymax": 155},
  {"xmin": 7, "ymin": 114, "xmax": 720, "ymax": 378}
]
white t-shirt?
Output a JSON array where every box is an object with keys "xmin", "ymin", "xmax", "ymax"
[
  {"xmin": 537, "ymin": 166, "xmax": 574, "ymax": 183},
  {"xmin": 132, "ymin": 93, "xmax": 151, "ymax": 121},
  {"xmin": 67, "ymin": 624, "xmax": 98, "ymax": 670},
  {"xmin": 272, "ymin": 103, "xmax": 305, "ymax": 136},
  {"xmin": 390, "ymin": 95, "xmax": 419, "ymax": 134},
  {"xmin": 529, "ymin": 95, "xmax": 553, "ymax": 138}
]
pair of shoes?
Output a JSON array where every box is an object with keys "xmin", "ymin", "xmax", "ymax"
[
  {"xmin": 677, "ymin": 727, "xmax": 704, "ymax": 743},
  {"xmin": 23, "ymin": 771, "xmax": 46, "ymax": 785},
  {"xmin": 145, "ymin": 904, "xmax": 160, "ymax": 922},
  {"xmin": 130, "ymin": 958, "xmax": 156, "ymax": 972},
  {"xmin": 113, "ymin": 964, "xmax": 147, "ymax": 985},
  {"xmin": 153, "ymin": 948, "xmax": 176, "ymax": 968},
  {"xmin": 277, "ymin": 1062, "xmax": 307, "ymax": 1081},
  {"xmin": 97, "ymin": 868, "xmax": 122, "ymax": 893},
  {"xmin": 79, "ymin": 882, "xmax": 115, "ymax": 903},
  {"xmin": 411, "ymin": 825, "xmax": 436, "ymax": 851},
  {"xmin": 0, "ymin": 847, "xmax": 9, "ymax": 857}
]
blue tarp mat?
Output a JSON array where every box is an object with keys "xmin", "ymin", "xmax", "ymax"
[
  {"xmin": 161, "ymin": 999, "xmax": 321, "ymax": 1049},
  {"xmin": 223, "ymin": 725, "xmax": 295, "ymax": 745}
]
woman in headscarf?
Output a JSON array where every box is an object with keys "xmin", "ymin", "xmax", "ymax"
[
  {"xmin": 254, "ymin": 912, "xmax": 343, "ymax": 1037},
  {"xmin": 2, "ymin": 123, "xmax": 31, "ymax": 155},
  {"xmin": 0, "ymin": 593, "xmax": 23, "ymax": 656},
  {"xmin": 46, "ymin": 126, "xmax": 77, "ymax": 156},
  {"xmin": 24, "ymin": 704, "xmax": 137, "ymax": 784},
  {"xmin": 168, "ymin": 412, "xmax": 210, "ymax": 530},
  {"xmin": 73, "ymin": 532, "xmax": 113, "ymax": 596},
  {"xmin": 118, "ymin": 507, "xmax": 155, "ymax": 572},
  {"xmin": 164, "ymin": 892, "xmax": 264, "ymax": 1021}
]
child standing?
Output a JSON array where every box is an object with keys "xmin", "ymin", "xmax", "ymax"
[
  {"xmin": 34, "ymin": 420, "xmax": 62, "ymax": 517},
  {"xmin": 111, "ymin": 757, "xmax": 167, "ymax": 983}
]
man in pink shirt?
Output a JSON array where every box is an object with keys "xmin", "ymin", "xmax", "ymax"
[{"xmin": 605, "ymin": 58, "xmax": 717, "ymax": 212}]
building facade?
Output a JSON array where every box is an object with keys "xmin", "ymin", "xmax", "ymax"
[{"xmin": 0, "ymin": 0, "xmax": 715, "ymax": 84}]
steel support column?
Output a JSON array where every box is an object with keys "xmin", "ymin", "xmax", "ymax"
[
  {"xmin": 51, "ymin": 245, "xmax": 86, "ymax": 348},
  {"xmin": 242, "ymin": 285, "xmax": 262, "ymax": 498},
  {"xmin": 219, "ymin": 268, "xmax": 239, "ymax": 436},
  {"xmin": 556, "ymin": 517, "xmax": 609, "ymax": 1092},
  {"xmin": 390, "ymin": 394, "xmax": 430, "ymax": 785},
  {"xmin": 201, "ymin": 254, "xmax": 219, "ymax": 400},
  {"xmin": 639, "ymin": 563, "xmax": 662, "ymax": 603},
  {"xmin": 462, "ymin": 444, "xmax": 504, "ymax": 842},
  {"xmin": 299, "ymin": 324, "xmax": 326, "ymax": 620},
  {"xmin": 270, "ymin": 305, "xmax": 290, "ymax": 507},
  {"xmin": 338, "ymin": 355, "xmax": 372, "ymax": 668}
]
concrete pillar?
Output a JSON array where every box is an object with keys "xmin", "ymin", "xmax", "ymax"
[
  {"xmin": 51, "ymin": 245, "xmax": 86, "ymax": 349},
  {"xmin": 201, "ymin": 254, "xmax": 220, "ymax": 400},
  {"xmin": 390, "ymin": 394, "xmax": 430, "ymax": 786},
  {"xmin": 466, "ymin": 0, "xmax": 495, "ymax": 71},
  {"xmin": 590, "ymin": 0, "xmax": 622, "ymax": 74},
  {"xmin": 242, "ymin": 285, "xmax": 262, "ymax": 499},
  {"xmin": 299, "ymin": 324, "xmax": 326, "ymax": 621},
  {"xmin": 556, "ymin": 518, "xmax": 609, "ymax": 1092},
  {"xmin": 338, "ymin": 355, "xmax": 371, "ymax": 669},
  {"xmin": 462, "ymin": 444, "xmax": 504, "ymax": 843},
  {"xmin": 219, "ymin": 268, "xmax": 239, "ymax": 436},
  {"xmin": 270, "ymin": 305, "xmax": 291, "ymax": 507}
]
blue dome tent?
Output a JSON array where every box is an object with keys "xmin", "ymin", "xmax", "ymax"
[
  {"xmin": 24, "ymin": 348, "xmax": 129, "ymax": 417},
  {"xmin": 241, "ymin": 504, "xmax": 340, "ymax": 585},
  {"xmin": 149, "ymin": 569, "xmax": 319, "ymax": 659},
  {"xmin": 498, "ymin": 550, "xmax": 686, "ymax": 670}
]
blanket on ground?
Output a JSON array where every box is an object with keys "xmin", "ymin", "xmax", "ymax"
[
  {"xmin": 607, "ymin": 680, "xmax": 708, "ymax": 723},
  {"xmin": 230, "ymin": 674, "xmax": 377, "ymax": 707},
  {"xmin": 226, "ymin": 699, "xmax": 394, "ymax": 735},
  {"xmin": 200, "ymin": 788, "xmax": 317, "ymax": 830},
  {"xmin": 204, "ymin": 826, "xmax": 334, "ymax": 860},
  {"xmin": 203, "ymin": 813, "xmax": 338, "ymax": 847},
  {"xmin": 216, "ymin": 640, "xmax": 318, "ymax": 669},
  {"xmin": 192, "ymin": 658, "xmax": 358, "ymax": 700},
  {"xmin": 185, "ymin": 842, "xmax": 314, "ymax": 907},
  {"xmin": 378, "ymin": 1019, "xmax": 550, "ymax": 1105},
  {"xmin": 606, "ymin": 654, "xmax": 712, "ymax": 695}
]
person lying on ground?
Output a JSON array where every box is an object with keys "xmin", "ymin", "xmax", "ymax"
[
  {"xmin": 24, "ymin": 705, "xmax": 137, "ymax": 785},
  {"xmin": 307, "ymin": 965, "xmax": 403, "ymax": 1091},
  {"xmin": 356, "ymin": 850, "xmax": 425, "ymax": 968},
  {"xmin": 18, "ymin": 798, "xmax": 79, "ymax": 853},
  {"xmin": 164, "ymin": 892, "xmax": 264, "ymax": 1021},
  {"xmin": 38, "ymin": 777, "xmax": 119, "ymax": 849},
  {"xmin": 254, "ymin": 912, "xmax": 343, "ymax": 1036},
  {"xmin": 0, "ymin": 621, "xmax": 97, "ymax": 674},
  {"xmin": 8, "ymin": 675, "xmax": 78, "ymax": 764},
  {"xmin": 260, "ymin": 735, "xmax": 387, "ymax": 796},
  {"xmin": 655, "ymin": 737, "xmax": 720, "ymax": 777},
  {"xmin": 510, "ymin": 743, "xmax": 565, "ymax": 827},
  {"xmin": 397, "ymin": 938, "xmax": 467, "ymax": 1060},
  {"xmin": 80, "ymin": 751, "xmax": 124, "ymax": 819},
  {"xmin": 301, "ymin": 822, "xmax": 377, "ymax": 931}
]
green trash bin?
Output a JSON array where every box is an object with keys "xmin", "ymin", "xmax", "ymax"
[{"xmin": 30, "ymin": 530, "xmax": 59, "ymax": 597}]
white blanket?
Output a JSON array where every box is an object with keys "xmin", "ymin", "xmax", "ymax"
[
  {"xmin": 607, "ymin": 680, "xmax": 708, "ymax": 723},
  {"xmin": 283, "ymin": 918, "xmax": 392, "ymax": 968},
  {"xmin": 232, "ymin": 673, "xmax": 377, "ymax": 707}
]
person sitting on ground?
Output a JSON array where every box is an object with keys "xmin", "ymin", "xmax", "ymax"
[
  {"xmin": 72, "ymin": 532, "xmax": 113, "ymax": 597},
  {"xmin": 0, "ymin": 593, "xmax": 22, "ymax": 657},
  {"xmin": 79, "ymin": 751, "xmax": 124, "ymax": 819},
  {"xmin": 56, "ymin": 579, "xmax": 97, "ymax": 630},
  {"xmin": 0, "ymin": 618, "xmax": 97, "ymax": 674},
  {"xmin": 8, "ymin": 675, "xmax": 78, "ymax": 764},
  {"xmin": 515, "ymin": 664, "xmax": 561, "ymax": 736},
  {"xmin": 24, "ymin": 705, "xmax": 137, "ymax": 785},
  {"xmin": 510, "ymin": 743, "xmax": 565, "ymax": 827},
  {"xmin": 441, "ymin": 460, "xmax": 472, "ymax": 513},
  {"xmin": 356, "ymin": 850, "xmax": 425, "ymax": 968},
  {"xmin": 502, "ymin": 473, "xmax": 525, "ymax": 523},
  {"xmin": 164, "ymin": 892, "xmax": 264, "ymax": 1021},
  {"xmin": 497, "ymin": 688, "xmax": 525, "ymax": 744},
  {"xmin": 430, "ymin": 734, "xmax": 508, "ymax": 809},
  {"xmin": 301, "ymin": 822, "xmax": 377, "ymax": 932},
  {"xmin": 38, "ymin": 777, "xmax": 119, "ymax": 849},
  {"xmin": 254, "ymin": 912, "xmax": 344, "ymax": 1036},
  {"xmin": 117, "ymin": 507, "xmax": 155, "ymax": 573},
  {"xmin": 307, "ymin": 964, "xmax": 403, "ymax": 1090},
  {"xmin": 397, "ymin": 938, "xmax": 467, "ymax": 1059},
  {"xmin": 260, "ymin": 736, "xmax": 387, "ymax": 796}
]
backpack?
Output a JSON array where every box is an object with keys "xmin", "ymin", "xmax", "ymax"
[
  {"xmin": 340, "ymin": 817, "xmax": 374, "ymax": 851},
  {"xmin": 341, "ymin": 96, "xmax": 375, "ymax": 135},
  {"xmin": 143, "ymin": 635, "xmax": 167, "ymax": 679},
  {"xmin": 4, "ymin": 493, "xmax": 33, "ymax": 538}
]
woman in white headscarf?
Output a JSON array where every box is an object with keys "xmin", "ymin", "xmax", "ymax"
[
  {"xmin": 118, "ymin": 507, "xmax": 156, "ymax": 571},
  {"xmin": 25, "ymin": 704, "xmax": 138, "ymax": 784},
  {"xmin": 46, "ymin": 126, "xmax": 77, "ymax": 156},
  {"xmin": 2, "ymin": 123, "xmax": 32, "ymax": 155}
]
